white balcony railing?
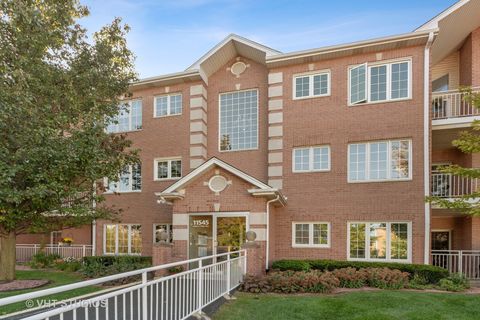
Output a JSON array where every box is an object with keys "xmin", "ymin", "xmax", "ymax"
[
  {"xmin": 1, "ymin": 250, "xmax": 247, "ymax": 320},
  {"xmin": 431, "ymin": 173, "xmax": 479, "ymax": 198},
  {"xmin": 431, "ymin": 250, "xmax": 480, "ymax": 279},
  {"xmin": 16, "ymin": 244, "xmax": 93, "ymax": 262},
  {"xmin": 432, "ymin": 88, "xmax": 480, "ymax": 120}
]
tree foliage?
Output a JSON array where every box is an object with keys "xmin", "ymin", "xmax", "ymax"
[
  {"xmin": 428, "ymin": 88, "xmax": 480, "ymax": 215},
  {"xmin": 0, "ymin": 0, "xmax": 138, "ymax": 237}
]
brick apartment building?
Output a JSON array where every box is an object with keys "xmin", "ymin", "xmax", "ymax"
[{"xmin": 17, "ymin": 0, "xmax": 480, "ymax": 270}]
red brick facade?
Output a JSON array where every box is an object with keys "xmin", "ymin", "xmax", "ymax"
[{"xmin": 19, "ymin": 12, "xmax": 480, "ymax": 271}]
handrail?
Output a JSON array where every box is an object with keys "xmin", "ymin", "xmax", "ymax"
[{"xmin": 0, "ymin": 249, "xmax": 246, "ymax": 307}]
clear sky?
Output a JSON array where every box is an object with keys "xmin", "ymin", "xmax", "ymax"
[{"xmin": 80, "ymin": 0, "xmax": 456, "ymax": 79}]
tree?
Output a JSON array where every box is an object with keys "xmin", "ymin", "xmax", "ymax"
[
  {"xmin": 428, "ymin": 88, "xmax": 480, "ymax": 214},
  {"xmin": 0, "ymin": 0, "xmax": 138, "ymax": 281}
]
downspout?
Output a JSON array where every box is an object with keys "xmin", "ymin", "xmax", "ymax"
[
  {"xmin": 424, "ymin": 32, "xmax": 435, "ymax": 264},
  {"xmin": 92, "ymin": 182, "xmax": 97, "ymax": 256},
  {"xmin": 265, "ymin": 195, "xmax": 279, "ymax": 270}
]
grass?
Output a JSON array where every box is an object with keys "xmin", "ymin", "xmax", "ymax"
[
  {"xmin": 0, "ymin": 270, "xmax": 103, "ymax": 316},
  {"xmin": 213, "ymin": 291, "xmax": 480, "ymax": 320}
]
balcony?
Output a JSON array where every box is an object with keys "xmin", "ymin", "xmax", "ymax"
[
  {"xmin": 431, "ymin": 173, "xmax": 479, "ymax": 199},
  {"xmin": 432, "ymin": 88, "xmax": 480, "ymax": 129}
]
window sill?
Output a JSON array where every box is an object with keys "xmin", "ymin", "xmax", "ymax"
[
  {"xmin": 104, "ymin": 190, "xmax": 142, "ymax": 195},
  {"xmin": 293, "ymin": 94, "xmax": 331, "ymax": 101},
  {"xmin": 292, "ymin": 244, "xmax": 330, "ymax": 249},
  {"xmin": 153, "ymin": 114, "xmax": 182, "ymax": 119},
  {"xmin": 293, "ymin": 169, "xmax": 331, "ymax": 173},
  {"xmin": 348, "ymin": 97, "xmax": 412, "ymax": 107},
  {"xmin": 219, "ymin": 147, "xmax": 259, "ymax": 153},
  {"xmin": 347, "ymin": 258, "xmax": 411, "ymax": 263},
  {"xmin": 107, "ymin": 129, "xmax": 142, "ymax": 134},
  {"xmin": 154, "ymin": 177, "xmax": 181, "ymax": 182},
  {"xmin": 348, "ymin": 178, "xmax": 412, "ymax": 184}
]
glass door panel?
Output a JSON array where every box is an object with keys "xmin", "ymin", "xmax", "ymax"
[
  {"xmin": 189, "ymin": 215, "xmax": 213, "ymax": 266},
  {"xmin": 216, "ymin": 216, "xmax": 246, "ymax": 261}
]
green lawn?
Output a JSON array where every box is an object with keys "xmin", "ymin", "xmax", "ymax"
[
  {"xmin": 213, "ymin": 291, "xmax": 480, "ymax": 320},
  {"xmin": 0, "ymin": 270, "xmax": 102, "ymax": 316}
]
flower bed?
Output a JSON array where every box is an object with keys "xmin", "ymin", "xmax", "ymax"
[{"xmin": 240, "ymin": 267, "xmax": 468, "ymax": 294}]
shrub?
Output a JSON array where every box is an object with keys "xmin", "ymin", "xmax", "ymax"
[
  {"xmin": 267, "ymin": 270, "xmax": 339, "ymax": 294},
  {"xmin": 332, "ymin": 267, "xmax": 366, "ymax": 288},
  {"xmin": 438, "ymin": 273, "xmax": 470, "ymax": 292},
  {"xmin": 239, "ymin": 275, "xmax": 271, "ymax": 293},
  {"xmin": 29, "ymin": 252, "xmax": 61, "ymax": 269},
  {"xmin": 407, "ymin": 274, "xmax": 433, "ymax": 290},
  {"xmin": 55, "ymin": 257, "xmax": 82, "ymax": 272},
  {"xmin": 363, "ymin": 268, "xmax": 409, "ymax": 289},
  {"xmin": 271, "ymin": 260, "xmax": 311, "ymax": 272},
  {"xmin": 82, "ymin": 256, "xmax": 152, "ymax": 284},
  {"xmin": 272, "ymin": 259, "xmax": 448, "ymax": 284}
]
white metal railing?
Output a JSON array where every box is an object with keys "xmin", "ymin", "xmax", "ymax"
[
  {"xmin": 430, "ymin": 173, "xmax": 479, "ymax": 198},
  {"xmin": 432, "ymin": 88, "xmax": 480, "ymax": 120},
  {"xmin": 0, "ymin": 250, "xmax": 247, "ymax": 320},
  {"xmin": 431, "ymin": 250, "xmax": 480, "ymax": 279},
  {"xmin": 16, "ymin": 244, "xmax": 93, "ymax": 262}
]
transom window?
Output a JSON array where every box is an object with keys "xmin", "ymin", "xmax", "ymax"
[
  {"xmin": 348, "ymin": 222, "xmax": 410, "ymax": 262},
  {"xmin": 106, "ymin": 164, "xmax": 142, "ymax": 192},
  {"xmin": 104, "ymin": 224, "xmax": 142, "ymax": 255},
  {"xmin": 294, "ymin": 71, "xmax": 330, "ymax": 99},
  {"xmin": 219, "ymin": 89, "xmax": 258, "ymax": 151},
  {"xmin": 106, "ymin": 100, "xmax": 142, "ymax": 133},
  {"xmin": 293, "ymin": 146, "xmax": 330, "ymax": 172},
  {"xmin": 154, "ymin": 158, "xmax": 182, "ymax": 180},
  {"xmin": 153, "ymin": 224, "xmax": 173, "ymax": 243},
  {"xmin": 349, "ymin": 60, "xmax": 411, "ymax": 105},
  {"xmin": 154, "ymin": 94, "xmax": 182, "ymax": 117},
  {"xmin": 292, "ymin": 222, "xmax": 330, "ymax": 248},
  {"xmin": 348, "ymin": 140, "xmax": 411, "ymax": 182}
]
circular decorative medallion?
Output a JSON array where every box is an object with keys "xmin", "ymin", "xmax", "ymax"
[
  {"xmin": 230, "ymin": 61, "xmax": 247, "ymax": 76},
  {"xmin": 208, "ymin": 175, "xmax": 228, "ymax": 193}
]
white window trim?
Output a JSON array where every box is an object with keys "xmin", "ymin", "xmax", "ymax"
[
  {"xmin": 154, "ymin": 157, "xmax": 182, "ymax": 181},
  {"xmin": 348, "ymin": 58, "xmax": 412, "ymax": 106},
  {"xmin": 347, "ymin": 139, "xmax": 412, "ymax": 183},
  {"xmin": 104, "ymin": 164, "xmax": 142, "ymax": 193},
  {"xmin": 107, "ymin": 99, "xmax": 143, "ymax": 133},
  {"xmin": 292, "ymin": 145, "xmax": 331, "ymax": 173},
  {"xmin": 292, "ymin": 222, "xmax": 331, "ymax": 248},
  {"xmin": 153, "ymin": 223, "xmax": 172, "ymax": 244},
  {"xmin": 218, "ymin": 88, "xmax": 259, "ymax": 153},
  {"xmin": 103, "ymin": 224, "xmax": 142, "ymax": 255},
  {"xmin": 346, "ymin": 221, "xmax": 412, "ymax": 263},
  {"xmin": 292, "ymin": 70, "xmax": 331, "ymax": 100},
  {"xmin": 153, "ymin": 93, "xmax": 183, "ymax": 118}
]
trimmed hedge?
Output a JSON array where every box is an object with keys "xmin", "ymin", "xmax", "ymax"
[
  {"xmin": 82, "ymin": 256, "xmax": 152, "ymax": 280},
  {"xmin": 271, "ymin": 259, "xmax": 448, "ymax": 284}
]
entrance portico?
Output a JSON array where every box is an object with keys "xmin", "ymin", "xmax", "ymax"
[{"xmin": 153, "ymin": 157, "xmax": 286, "ymax": 272}]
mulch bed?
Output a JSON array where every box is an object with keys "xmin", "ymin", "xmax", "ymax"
[{"xmin": 0, "ymin": 279, "xmax": 49, "ymax": 292}]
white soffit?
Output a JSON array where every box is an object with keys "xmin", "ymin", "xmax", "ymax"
[
  {"xmin": 429, "ymin": 0, "xmax": 480, "ymax": 65},
  {"xmin": 186, "ymin": 34, "xmax": 281, "ymax": 77}
]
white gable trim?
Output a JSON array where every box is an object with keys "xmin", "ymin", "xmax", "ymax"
[
  {"xmin": 186, "ymin": 34, "xmax": 281, "ymax": 71},
  {"xmin": 161, "ymin": 157, "xmax": 272, "ymax": 193},
  {"xmin": 415, "ymin": 0, "xmax": 469, "ymax": 31}
]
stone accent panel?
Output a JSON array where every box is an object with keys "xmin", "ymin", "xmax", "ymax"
[
  {"xmin": 189, "ymin": 84, "xmax": 208, "ymax": 169},
  {"xmin": 267, "ymin": 72, "xmax": 284, "ymax": 189}
]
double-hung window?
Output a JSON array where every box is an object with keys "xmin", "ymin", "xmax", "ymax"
[
  {"xmin": 348, "ymin": 222, "xmax": 411, "ymax": 262},
  {"xmin": 293, "ymin": 71, "xmax": 330, "ymax": 99},
  {"xmin": 349, "ymin": 60, "xmax": 411, "ymax": 105},
  {"xmin": 107, "ymin": 100, "xmax": 142, "ymax": 133},
  {"xmin": 154, "ymin": 94, "xmax": 182, "ymax": 117},
  {"xmin": 219, "ymin": 89, "xmax": 258, "ymax": 151},
  {"xmin": 293, "ymin": 146, "xmax": 330, "ymax": 172},
  {"xmin": 104, "ymin": 224, "xmax": 142, "ymax": 255},
  {"xmin": 154, "ymin": 158, "xmax": 182, "ymax": 180},
  {"xmin": 106, "ymin": 164, "xmax": 142, "ymax": 192},
  {"xmin": 292, "ymin": 222, "xmax": 330, "ymax": 248},
  {"xmin": 153, "ymin": 224, "xmax": 173, "ymax": 243},
  {"xmin": 348, "ymin": 140, "xmax": 411, "ymax": 182}
]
